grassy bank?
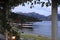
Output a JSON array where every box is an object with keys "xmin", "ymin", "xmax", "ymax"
[{"xmin": 20, "ymin": 34, "xmax": 50, "ymax": 40}]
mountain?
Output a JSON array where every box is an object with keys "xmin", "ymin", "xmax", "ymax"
[
  {"xmin": 47, "ymin": 14, "xmax": 60, "ymax": 21},
  {"xmin": 17, "ymin": 12, "xmax": 47, "ymax": 21},
  {"xmin": 58, "ymin": 14, "xmax": 60, "ymax": 20},
  {"xmin": 17, "ymin": 12, "xmax": 60, "ymax": 21}
]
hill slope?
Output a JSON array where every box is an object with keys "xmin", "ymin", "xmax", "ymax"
[
  {"xmin": 17, "ymin": 12, "xmax": 47, "ymax": 21},
  {"xmin": 17, "ymin": 12, "xmax": 60, "ymax": 21}
]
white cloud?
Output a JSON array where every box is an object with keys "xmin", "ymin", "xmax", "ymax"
[
  {"xmin": 12, "ymin": 4, "xmax": 51, "ymax": 16},
  {"xmin": 58, "ymin": 7, "xmax": 60, "ymax": 13},
  {"xmin": 12, "ymin": 0, "xmax": 60, "ymax": 16}
]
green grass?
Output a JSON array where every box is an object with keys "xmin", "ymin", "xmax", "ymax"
[{"xmin": 20, "ymin": 34, "xmax": 50, "ymax": 40}]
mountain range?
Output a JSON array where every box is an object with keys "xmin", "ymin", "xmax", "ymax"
[{"xmin": 17, "ymin": 12, "xmax": 60, "ymax": 21}]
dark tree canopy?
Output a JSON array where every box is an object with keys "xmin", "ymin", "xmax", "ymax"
[
  {"xmin": 0, "ymin": 0, "xmax": 32, "ymax": 9},
  {"xmin": 58, "ymin": 0, "xmax": 60, "ymax": 4},
  {"xmin": 0, "ymin": 0, "xmax": 60, "ymax": 9}
]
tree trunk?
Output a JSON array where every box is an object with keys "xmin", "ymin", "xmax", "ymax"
[
  {"xmin": 51, "ymin": 0, "xmax": 58, "ymax": 40},
  {"xmin": 5, "ymin": 30, "xmax": 8, "ymax": 40},
  {"xmin": 9, "ymin": 32, "xmax": 12, "ymax": 40},
  {"xmin": 1, "ymin": 3, "xmax": 9, "ymax": 40}
]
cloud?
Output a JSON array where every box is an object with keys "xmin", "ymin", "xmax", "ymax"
[
  {"xmin": 58, "ymin": 7, "xmax": 60, "ymax": 13},
  {"xmin": 12, "ymin": 0, "xmax": 60, "ymax": 16},
  {"xmin": 12, "ymin": 3, "xmax": 52, "ymax": 16}
]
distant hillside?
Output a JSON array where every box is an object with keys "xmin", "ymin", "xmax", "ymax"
[
  {"xmin": 17, "ymin": 12, "xmax": 60, "ymax": 21},
  {"xmin": 47, "ymin": 14, "xmax": 60, "ymax": 21},
  {"xmin": 17, "ymin": 12, "xmax": 47, "ymax": 21},
  {"xmin": 9, "ymin": 12, "xmax": 42, "ymax": 23}
]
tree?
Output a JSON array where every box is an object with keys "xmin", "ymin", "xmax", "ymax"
[{"xmin": 0, "ymin": 0, "xmax": 32, "ymax": 40}]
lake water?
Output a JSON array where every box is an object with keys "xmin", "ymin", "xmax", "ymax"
[
  {"xmin": 33, "ymin": 21, "xmax": 51, "ymax": 37},
  {"xmin": 21, "ymin": 21, "xmax": 60, "ymax": 39}
]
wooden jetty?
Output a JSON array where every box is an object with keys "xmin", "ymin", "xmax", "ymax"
[
  {"xmin": 21, "ymin": 23, "xmax": 33, "ymax": 29},
  {"xmin": 22, "ymin": 26, "xmax": 33, "ymax": 29},
  {"xmin": 10, "ymin": 22, "xmax": 33, "ymax": 29}
]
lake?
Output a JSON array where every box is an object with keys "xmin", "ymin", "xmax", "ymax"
[{"xmin": 21, "ymin": 21, "xmax": 60, "ymax": 39}]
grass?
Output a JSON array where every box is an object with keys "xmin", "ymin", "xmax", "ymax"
[{"xmin": 20, "ymin": 33, "xmax": 50, "ymax": 40}]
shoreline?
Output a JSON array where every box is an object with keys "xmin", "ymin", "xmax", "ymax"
[
  {"xmin": 21, "ymin": 33, "xmax": 51, "ymax": 39},
  {"xmin": 20, "ymin": 33, "xmax": 50, "ymax": 40}
]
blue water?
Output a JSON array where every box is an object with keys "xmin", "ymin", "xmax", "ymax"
[
  {"xmin": 33, "ymin": 21, "xmax": 51, "ymax": 37},
  {"xmin": 21, "ymin": 21, "xmax": 60, "ymax": 39},
  {"xmin": 33, "ymin": 21, "xmax": 60, "ymax": 38}
]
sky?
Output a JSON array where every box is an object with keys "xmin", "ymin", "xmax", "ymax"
[{"xmin": 12, "ymin": 0, "xmax": 60, "ymax": 16}]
